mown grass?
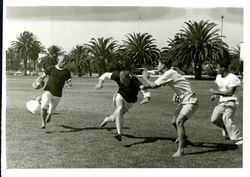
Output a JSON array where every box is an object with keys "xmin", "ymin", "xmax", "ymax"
[{"xmin": 5, "ymin": 75, "xmax": 243, "ymax": 168}]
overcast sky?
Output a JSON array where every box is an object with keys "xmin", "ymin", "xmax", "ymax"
[{"xmin": 4, "ymin": 6, "xmax": 243, "ymax": 53}]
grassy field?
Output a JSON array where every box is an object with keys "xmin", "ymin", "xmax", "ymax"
[{"xmin": 5, "ymin": 75, "xmax": 243, "ymax": 168}]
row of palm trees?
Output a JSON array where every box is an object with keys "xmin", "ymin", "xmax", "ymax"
[{"xmin": 6, "ymin": 20, "xmax": 242, "ymax": 79}]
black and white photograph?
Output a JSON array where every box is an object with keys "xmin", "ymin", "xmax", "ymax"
[{"xmin": 1, "ymin": 0, "xmax": 249, "ymax": 176}]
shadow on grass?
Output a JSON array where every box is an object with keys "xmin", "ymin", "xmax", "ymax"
[
  {"xmin": 122, "ymin": 134, "xmax": 176, "ymax": 147},
  {"xmin": 184, "ymin": 141, "xmax": 240, "ymax": 156},
  {"xmin": 45, "ymin": 125, "xmax": 129, "ymax": 134},
  {"xmin": 123, "ymin": 134, "xmax": 239, "ymax": 154}
]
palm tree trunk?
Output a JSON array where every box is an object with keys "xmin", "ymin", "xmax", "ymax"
[
  {"xmin": 23, "ymin": 58, "xmax": 27, "ymax": 76},
  {"xmin": 194, "ymin": 62, "xmax": 202, "ymax": 80}
]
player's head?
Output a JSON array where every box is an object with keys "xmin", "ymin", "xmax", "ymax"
[
  {"xmin": 57, "ymin": 54, "xmax": 68, "ymax": 69},
  {"xmin": 120, "ymin": 70, "xmax": 132, "ymax": 87},
  {"xmin": 158, "ymin": 58, "xmax": 172, "ymax": 71},
  {"xmin": 216, "ymin": 58, "xmax": 231, "ymax": 74}
]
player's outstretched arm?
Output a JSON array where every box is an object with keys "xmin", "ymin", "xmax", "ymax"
[
  {"xmin": 142, "ymin": 70, "xmax": 160, "ymax": 89},
  {"xmin": 95, "ymin": 72, "xmax": 112, "ymax": 90}
]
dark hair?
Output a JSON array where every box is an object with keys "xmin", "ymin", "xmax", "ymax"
[
  {"xmin": 217, "ymin": 58, "xmax": 231, "ymax": 70},
  {"xmin": 160, "ymin": 57, "xmax": 172, "ymax": 69}
]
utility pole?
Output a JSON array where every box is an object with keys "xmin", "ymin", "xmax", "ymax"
[
  {"xmin": 220, "ymin": 16, "xmax": 224, "ymax": 42},
  {"xmin": 138, "ymin": 15, "xmax": 141, "ymax": 33}
]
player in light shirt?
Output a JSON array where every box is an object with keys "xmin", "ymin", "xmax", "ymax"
[
  {"xmin": 142, "ymin": 58, "xmax": 198, "ymax": 157},
  {"xmin": 209, "ymin": 58, "xmax": 243, "ymax": 145}
]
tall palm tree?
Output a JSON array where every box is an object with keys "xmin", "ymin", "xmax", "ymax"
[
  {"xmin": 122, "ymin": 33, "xmax": 160, "ymax": 69},
  {"xmin": 165, "ymin": 20, "xmax": 229, "ymax": 79},
  {"xmin": 230, "ymin": 45, "xmax": 242, "ymax": 75},
  {"xmin": 11, "ymin": 31, "xmax": 44, "ymax": 75},
  {"xmin": 69, "ymin": 45, "xmax": 92, "ymax": 77},
  {"xmin": 6, "ymin": 47, "xmax": 18, "ymax": 71},
  {"xmin": 85, "ymin": 37, "xmax": 118, "ymax": 76}
]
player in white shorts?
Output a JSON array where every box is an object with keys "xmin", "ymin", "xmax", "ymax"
[
  {"xmin": 26, "ymin": 96, "xmax": 42, "ymax": 115},
  {"xmin": 209, "ymin": 58, "xmax": 243, "ymax": 145},
  {"xmin": 141, "ymin": 58, "xmax": 198, "ymax": 157},
  {"xmin": 95, "ymin": 70, "xmax": 151, "ymax": 141},
  {"xmin": 34, "ymin": 54, "xmax": 72, "ymax": 129}
]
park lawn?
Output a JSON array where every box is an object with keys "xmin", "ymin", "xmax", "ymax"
[{"xmin": 5, "ymin": 75, "xmax": 243, "ymax": 168}]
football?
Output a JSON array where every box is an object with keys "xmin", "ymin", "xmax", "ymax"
[{"xmin": 32, "ymin": 78, "xmax": 45, "ymax": 89}]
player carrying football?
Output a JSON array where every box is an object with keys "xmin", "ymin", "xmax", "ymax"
[{"xmin": 33, "ymin": 54, "xmax": 72, "ymax": 129}]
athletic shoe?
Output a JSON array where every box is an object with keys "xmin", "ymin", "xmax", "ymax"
[{"xmin": 114, "ymin": 133, "xmax": 122, "ymax": 141}]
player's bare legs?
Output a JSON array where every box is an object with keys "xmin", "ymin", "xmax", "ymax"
[
  {"xmin": 45, "ymin": 114, "xmax": 52, "ymax": 123},
  {"xmin": 173, "ymin": 114, "xmax": 187, "ymax": 157},
  {"xmin": 40, "ymin": 108, "xmax": 47, "ymax": 129}
]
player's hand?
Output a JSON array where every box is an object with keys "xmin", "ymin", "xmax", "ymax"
[
  {"xmin": 142, "ymin": 70, "xmax": 149, "ymax": 80},
  {"xmin": 209, "ymin": 88, "xmax": 217, "ymax": 94},
  {"xmin": 95, "ymin": 83, "xmax": 103, "ymax": 90}
]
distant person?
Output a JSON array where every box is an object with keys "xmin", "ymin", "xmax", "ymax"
[
  {"xmin": 95, "ymin": 70, "xmax": 151, "ymax": 141},
  {"xmin": 33, "ymin": 54, "xmax": 72, "ymax": 129},
  {"xmin": 26, "ymin": 96, "xmax": 42, "ymax": 115},
  {"xmin": 141, "ymin": 58, "xmax": 198, "ymax": 157},
  {"xmin": 209, "ymin": 58, "xmax": 243, "ymax": 145}
]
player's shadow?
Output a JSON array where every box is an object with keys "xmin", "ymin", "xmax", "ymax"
[
  {"xmin": 123, "ymin": 134, "xmax": 239, "ymax": 154},
  {"xmin": 183, "ymin": 141, "xmax": 240, "ymax": 156},
  {"xmin": 45, "ymin": 125, "xmax": 129, "ymax": 134},
  {"xmin": 122, "ymin": 134, "xmax": 176, "ymax": 147}
]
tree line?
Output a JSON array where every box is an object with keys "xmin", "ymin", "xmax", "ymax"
[{"xmin": 6, "ymin": 20, "xmax": 243, "ymax": 79}]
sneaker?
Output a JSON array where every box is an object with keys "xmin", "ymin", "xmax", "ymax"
[
  {"xmin": 140, "ymin": 97, "xmax": 150, "ymax": 105},
  {"xmin": 235, "ymin": 140, "xmax": 243, "ymax": 145},
  {"xmin": 114, "ymin": 133, "xmax": 122, "ymax": 141}
]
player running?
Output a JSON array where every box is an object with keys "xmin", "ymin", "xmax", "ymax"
[
  {"xmin": 141, "ymin": 58, "xmax": 198, "ymax": 157},
  {"xmin": 33, "ymin": 54, "xmax": 72, "ymax": 129},
  {"xmin": 95, "ymin": 70, "xmax": 151, "ymax": 141},
  {"xmin": 209, "ymin": 58, "xmax": 243, "ymax": 145}
]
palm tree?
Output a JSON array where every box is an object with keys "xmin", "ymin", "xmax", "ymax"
[
  {"xmin": 11, "ymin": 31, "xmax": 44, "ymax": 75},
  {"xmin": 165, "ymin": 20, "xmax": 229, "ymax": 79},
  {"xmin": 85, "ymin": 37, "xmax": 118, "ymax": 76},
  {"xmin": 6, "ymin": 47, "xmax": 19, "ymax": 71},
  {"xmin": 69, "ymin": 45, "xmax": 92, "ymax": 77},
  {"xmin": 122, "ymin": 33, "xmax": 160, "ymax": 69},
  {"xmin": 230, "ymin": 45, "xmax": 243, "ymax": 75}
]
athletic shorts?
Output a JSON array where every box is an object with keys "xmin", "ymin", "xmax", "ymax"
[
  {"xmin": 113, "ymin": 92, "xmax": 133, "ymax": 113},
  {"xmin": 176, "ymin": 94, "xmax": 198, "ymax": 119},
  {"xmin": 41, "ymin": 91, "xmax": 61, "ymax": 114}
]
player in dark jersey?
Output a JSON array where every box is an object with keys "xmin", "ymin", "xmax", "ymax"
[
  {"xmin": 34, "ymin": 54, "xmax": 72, "ymax": 129},
  {"xmin": 95, "ymin": 70, "xmax": 151, "ymax": 141}
]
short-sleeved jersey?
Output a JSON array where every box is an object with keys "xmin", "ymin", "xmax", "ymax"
[
  {"xmin": 215, "ymin": 73, "xmax": 241, "ymax": 103},
  {"xmin": 44, "ymin": 66, "xmax": 71, "ymax": 97},
  {"xmin": 110, "ymin": 71, "xmax": 142, "ymax": 103},
  {"xmin": 154, "ymin": 69, "xmax": 195, "ymax": 103}
]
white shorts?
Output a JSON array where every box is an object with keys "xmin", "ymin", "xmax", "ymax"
[
  {"xmin": 176, "ymin": 94, "xmax": 198, "ymax": 119},
  {"xmin": 26, "ymin": 100, "xmax": 41, "ymax": 114},
  {"xmin": 113, "ymin": 92, "xmax": 133, "ymax": 113},
  {"xmin": 41, "ymin": 91, "xmax": 61, "ymax": 114}
]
